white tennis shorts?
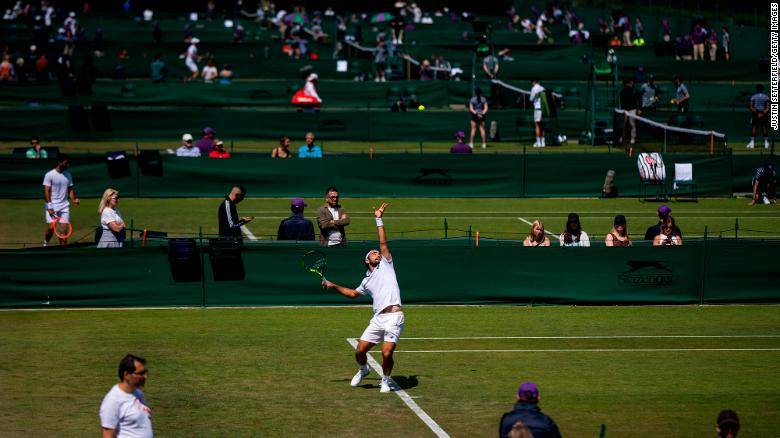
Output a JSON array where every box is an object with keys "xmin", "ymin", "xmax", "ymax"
[
  {"xmin": 185, "ymin": 57, "xmax": 198, "ymax": 73},
  {"xmin": 360, "ymin": 311, "xmax": 405, "ymax": 344},
  {"xmin": 534, "ymin": 109, "xmax": 543, "ymax": 123},
  {"xmin": 45, "ymin": 206, "xmax": 70, "ymax": 223}
]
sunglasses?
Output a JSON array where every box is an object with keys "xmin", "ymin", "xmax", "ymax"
[{"xmin": 133, "ymin": 369, "xmax": 148, "ymax": 376}]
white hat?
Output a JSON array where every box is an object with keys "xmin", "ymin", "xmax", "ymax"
[
  {"xmin": 182, "ymin": 133, "xmax": 194, "ymax": 142},
  {"xmin": 307, "ymin": 73, "xmax": 318, "ymax": 81},
  {"xmin": 68, "ymin": 11, "xmax": 76, "ymax": 17},
  {"xmin": 191, "ymin": 37, "xmax": 200, "ymax": 44}
]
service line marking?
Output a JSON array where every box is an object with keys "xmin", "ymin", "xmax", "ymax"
[
  {"xmin": 402, "ymin": 335, "xmax": 780, "ymax": 340},
  {"xmin": 346, "ymin": 338, "xmax": 449, "ymax": 438},
  {"xmin": 240, "ymin": 225, "xmax": 258, "ymax": 240},
  {"xmin": 390, "ymin": 348, "xmax": 780, "ymax": 353}
]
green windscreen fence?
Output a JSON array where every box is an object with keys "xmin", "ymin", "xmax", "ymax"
[
  {"xmin": 0, "ymin": 239, "xmax": 777, "ymax": 308},
  {"xmin": 0, "ymin": 152, "xmax": 752, "ymax": 198}
]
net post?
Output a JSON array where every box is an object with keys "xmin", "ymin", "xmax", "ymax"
[
  {"xmin": 369, "ymin": 144, "xmax": 374, "ymax": 159},
  {"xmin": 709, "ymin": 132, "xmax": 714, "ymax": 155},
  {"xmin": 475, "ymin": 231, "xmax": 479, "ymax": 248},
  {"xmin": 468, "ymin": 225, "xmax": 472, "ymax": 242},
  {"xmin": 735, "ymin": 218, "xmax": 739, "ymax": 240},
  {"xmin": 444, "ymin": 218, "xmax": 448, "ymax": 238}
]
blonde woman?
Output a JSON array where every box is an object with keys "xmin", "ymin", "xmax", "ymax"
[
  {"xmin": 605, "ymin": 214, "xmax": 631, "ymax": 247},
  {"xmin": 523, "ymin": 220, "xmax": 550, "ymax": 246},
  {"xmin": 97, "ymin": 188, "xmax": 125, "ymax": 248},
  {"xmin": 653, "ymin": 216, "xmax": 683, "ymax": 246}
]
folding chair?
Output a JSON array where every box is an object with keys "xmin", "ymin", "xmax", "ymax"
[{"xmin": 672, "ymin": 162, "xmax": 697, "ymax": 201}]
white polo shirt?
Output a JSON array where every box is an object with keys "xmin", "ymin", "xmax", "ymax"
[
  {"xmin": 530, "ymin": 83, "xmax": 545, "ymax": 110},
  {"xmin": 355, "ymin": 255, "xmax": 402, "ymax": 315},
  {"xmin": 99, "ymin": 384, "xmax": 153, "ymax": 438},
  {"xmin": 42, "ymin": 169, "xmax": 73, "ymax": 211}
]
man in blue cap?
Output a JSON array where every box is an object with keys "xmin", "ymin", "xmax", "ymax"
[
  {"xmin": 644, "ymin": 205, "xmax": 682, "ymax": 241},
  {"xmin": 277, "ymin": 198, "xmax": 315, "ymax": 241},
  {"xmin": 499, "ymin": 381, "xmax": 561, "ymax": 437}
]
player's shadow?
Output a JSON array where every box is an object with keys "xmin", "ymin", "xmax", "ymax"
[{"xmin": 332, "ymin": 375, "xmax": 419, "ymax": 390}]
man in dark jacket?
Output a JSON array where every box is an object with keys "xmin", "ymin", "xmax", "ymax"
[
  {"xmin": 499, "ymin": 381, "xmax": 561, "ymax": 438},
  {"xmin": 316, "ymin": 187, "xmax": 350, "ymax": 246},
  {"xmin": 278, "ymin": 198, "xmax": 315, "ymax": 241},
  {"xmin": 218, "ymin": 185, "xmax": 253, "ymax": 238},
  {"xmin": 644, "ymin": 205, "xmax": 683, "ymax": 240}
]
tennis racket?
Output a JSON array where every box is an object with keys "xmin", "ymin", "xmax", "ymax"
[
  {"xmin": 50, "ymin": 212, "xmax": 73, "ymax": 240},
  {"xmin": 301, "ymin": 250, "xmax": 327, "ymax": 290}
]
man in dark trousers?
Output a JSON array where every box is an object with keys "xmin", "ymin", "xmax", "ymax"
[
  {"xmin": 218, "ymin": 185, "xmax": 253, "ymax": 238},
  {"xmin": 277, "ymin": 198, "xmax": 315, "ymax": 240},
  {"xmin": 499, "ymin": 381, "xmax": 561, "ymax": 438}
]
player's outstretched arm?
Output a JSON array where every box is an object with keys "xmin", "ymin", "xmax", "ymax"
[
  {"xmin": 322, "ymin": 280, "xmax": 361, "ymax": 298},
  {"xmin": 374, "ymin": 202, "xmax": 391, "ymax": 261}
]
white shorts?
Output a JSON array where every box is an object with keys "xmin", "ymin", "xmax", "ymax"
[
  {"xmin": 534, "ymin": 109, "xmax": 543, "ymax": 123},
  {"xmin": 185, "ymin": 57, "xmax": 198, "ymax": 73},
  {"xmin": 359, "ymin": 311, "xmax": 405, "ymax": 344},
  {"xmin": 45, "ymin": 206, "xmax": 70, "ymax": 223}
]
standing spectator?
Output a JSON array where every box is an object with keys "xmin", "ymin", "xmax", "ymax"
[
  {"xmin": 43, "ymin": 154, "xmax": 79, "ymax": 246},
  {"xmin": 99, "ymin": 354, "xmax": 152, "ymax": 438},
  {"xmin": 195, "ymin": 127, "xmax": 216, "ymax": 155},
  {"xmin": 469, "ymin": 87, "xmax": 489, "ymax": 149},
  {"xmin": 35, "ymin": 53, "xmax": 49, "ymax": 82},
  {"xmin": 605, "ymin": 214, "xmax": 631, "ymax": 246},
  {"xmin": 644, "ymin": 205, "xmax": 683, "ymax": 240},
  {"xmin": 717, "ymin": 409, "xmax": 740, "ymax": 438},
  {"xmin": 450, "ymin": 131, "xmax": 472, "ymax": 154},
  {"xmin": 390, "ymin": 14, "xmax": 405, "ymax": 45},
  {"xmin": 560, "ymin": 212, "xmax": 590, "ymax": 247},
  {"xmin": 499, "ymin": 381, "xmax": 562, "ymax": 438},
  {"xmin": 722, "ymin": 27, "xmax": 730, "ymax": 61},
  {"xmin": 176, "ymin": 133, "xmax": 200, "ymax": 157},
  {"xmin": 634, "ymin": 17, "xmax": 644, "ymax": 40},
  {"xmin": 316, "ymin": 187, "xmax": 350, "ymax": 246},
  {"xmin": 707, "ymin": 29, "xmax": 718, "ymax": 61},
  {"xmin": 96, "ymin": 188, "xmax": 125, "ymax": 248},
  {"xmin": 218, "ymin": 185, "xmax": 253, "ymax": 238},
  {"xmin": 535, "ymin": 12, "xmax": 548, "ymax": 44},
  {"xmin": 272, "ymin": 136, "xmax": 294, "ymax": 158},
  {"xmin": 692, "ymin": 25, "xmax": 705, "ymax": 61},
  {"xmin": 0, "ymin": 55, "xmax": 15, "ymax": 81},
  {"xmin": 620, "ymin": 79, "xmax": 638, "ymax": 146},
  {"xmin": 653, "ymin": 216, "xmax": 683, "ymax": 246},
  {"xmin": 374, "ymin": 40, "xmax": 388, "ymax": 83},
  {"xmin": 298, "ymin": 132, "xmax": 322, "ymax": 158},
  {"xmin": 530, "ymin": 78, "xmax": 546, "ymax": 147},
  {"xmin": 201, "ymin": 58, "xmax": 218, "ymax": 83},
  {"xmin": 150, "ymin": 53, "xmax": 166, "ymax": 82},
  {"xmin": 747, "ymin": 85, "xmax": 770, "ymax": 149},
  {"xmin": 523, "ymin": 220, "xmax": 550, "ymax": 246},
  {"xmin": 618, "ymin": 13, "xmax": 631, "ymax": 46},
  {"xmin": 26, "ymin": 136, "xmax": 48, "ymax": 159},
  {"xmin": 184, "ymin": 37, "xmax": 200, "ymax": 81},
  {"xmin": 419, "ymin": 59, "xmax": 434, "ymax": 81},
  {"xmin": 277, "ymin": 198, "xmax": 315, "ymax": 241},
  {"xmin": 640, "ymin": 75, "xmax": 658, "ymax": 112},
  {"xmin": 750, "ymin": 163, "xmax": 776, "ymax": 205},
  {"xmin": 208, "ymin": 140, "xmax": 230, "ymax": 158},
  {"xmin": 483, "ymin": 53, "xmax": 499, "ymax": 80},
  {"xmin": 672, "ymin": 76, "xmax": 690, "ymax": 112}
]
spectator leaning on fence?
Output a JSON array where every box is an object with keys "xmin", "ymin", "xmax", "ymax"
[
  {"xmin": 277, "ymin": 198, "xmax": 315, "ymax": 241},
  {"xmin": 298, "ymin": 132, "xmax": 322, "ymax": 158},
  {"xmin": 747, "ymin": 84, "xmax": 770, "ymax": 149},
  {"xmin": 560, "ymin": 212, "xmax": 590, "ymax": 247},
  {"xmin": 499, "ymin": 381, "xmax": 561, "ymax": 438},
  {"xmin": 176, "ymin": 133, "xmax": 200, "ymax": 157}
]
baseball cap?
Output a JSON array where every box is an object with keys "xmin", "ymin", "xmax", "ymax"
[
  {"xmin": 567, "ymin": 213, "xmax": 580, "ymax": 223},
  {"xmin": 182, "ymin": 133, "xmax": 193, "ymax": 142},
  {"xmin": 517, "ymin": 381, "xmax": 539, "ymax": 401},
  {"xmin": 614, "ymin": 214, "xmax": 627, "ymax": 226},
  {"xmin": 455, "ymin": 130, "xmax": 465, "ymax": 139},
  {"xmin": 214, "ymin": 139, "xmax": 224, "ymax": 147},
  {"xmin": 658, "ymin": 205, "xmax": 671, "ymax": 218},
  {"xmin": 203, "ymin": 127, "xmax": 215, "ymax": 135},
  {"xmin": 307, "ymin": 73, "xmax": 319, "ymax": 81},
  {"xmin": 191, "ymin": 37, "xmax": 200, "ymax": 44},
  {"xmin": 717, "ymin": 410, "xmax": 739, "ymax": 429},
  {"xmin": 291, "ymin": 197, "xmax": 307, "ymax": 208}
]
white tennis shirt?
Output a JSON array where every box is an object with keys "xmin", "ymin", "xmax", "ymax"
[
  {"xmin": 355, "ymin": 255, "xmax": 402, "ymax": 315},
  {"xmin": 99, "ymin": 384, "xmax": 153, "ymax": 438},
  {"xmin": 42, "ymin": 169, "xmax": 73, "ymax": 211}
]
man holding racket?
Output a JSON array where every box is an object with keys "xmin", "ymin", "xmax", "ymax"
[
  {"xmin": 322, "ymin": 202, "xmax": 403, "ymax": 394},
  {"xmin": 43, "ymin": 154, "xmax": 79, "ymax": 246}
]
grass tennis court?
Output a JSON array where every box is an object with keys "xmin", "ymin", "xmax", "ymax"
[
  {"xmin": 1, "ymin": 197, "xmax": 777, "ymax": 248},
  {"xmin": 1, "ymin": 305, "xmax": 777, "ymax": 436}
]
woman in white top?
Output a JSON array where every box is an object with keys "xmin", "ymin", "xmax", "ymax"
[
  {"xmin": 201, "ymin": 59, "xmax": 218, "ymax": 83},
  {"xmin": 559, "ymin": 212, "xmax": 590, "ymax": 247},
  {"xmin": 523, "ymin": 220, "xmax": 550, "ymax": 246},
  {"xmin": 97, "ymin": 188, "xmax": 125, "ymax": 248},
  {"xmin": 653, "ymin": 217, "xmax": 683, "ymax": 246}
]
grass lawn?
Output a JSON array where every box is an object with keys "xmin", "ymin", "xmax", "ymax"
[
  {"xmin": 1, "ymin": 197, "xmax": 777, "ymax": 248},
  {"xmin": 0, "ymin": 305, "xmax": 777, "ymax": 436}
]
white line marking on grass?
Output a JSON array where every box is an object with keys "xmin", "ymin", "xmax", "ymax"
[
  {"xmin": 402, "ymin": 335, "xmax": 780, "ymax": 340},
  {"xmin": 240, "ymin": 225, "xmax": 258, "ymax": 240},
  {"xmin": 392, "ymin": 348, "xmax": 780, "ymax": 353},
  {"xmin": 517, "ymin": 217, "xmax": 561, "ymax": 241},
  {"xmin": 244, "ymin": 211, "xmax": 779, "ymax": 215},
  {"xmin": 346, "ymin": 338, "xmax": 450, "ymax": 438}
]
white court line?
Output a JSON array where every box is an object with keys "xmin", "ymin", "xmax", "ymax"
[
  {"xmin": 240, "ymin": 225, "xmax": 258, "ymax": 240},
  {"xmin": 402, "ymin": 335, "xmax": 780, "ymax": 340},
  {"xmin": 346, "ymin": 338, "xmax": 450, "ymax": 438},
  {"xmin": 391, "ymin": 348, "xmax": 780, "ymax": 353},
  {"xmin": 244, "ymin": 210, "xmax": 777, "ymax": 214},
  {"xmin": 238, "ymin": 216, "xmax": 780, "ymax": 220},
  {"xmin": 517, "ymin": 217, "xmax": 562, "ymax": 241}
]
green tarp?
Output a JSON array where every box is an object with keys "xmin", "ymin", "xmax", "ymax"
[
  {"xmin": 0, "ymin": 152, "xmax": 741, "ymax": 198},
  {"xmin": 0, "ymin": 239, "xmax": 777, "ymax": 308}
]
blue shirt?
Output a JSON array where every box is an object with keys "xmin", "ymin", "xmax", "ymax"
[{"xmin": 298, "ymin": 144, "xmax": 322, "ymax": 158}]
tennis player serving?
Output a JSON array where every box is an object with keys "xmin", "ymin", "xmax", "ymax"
[{"xmin": 322, "ymin": 202, "xmax": 404, "ymax": 393}]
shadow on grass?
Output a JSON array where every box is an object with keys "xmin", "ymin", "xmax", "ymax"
[{"xmin": 332, "ymin": 375, "xmax": 419, "ymax": 390}]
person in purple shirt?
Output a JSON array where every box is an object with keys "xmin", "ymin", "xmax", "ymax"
[
  {"xmin": 195, "ymin": 127, "xmax": 216, "ymax": 155},
  {"xmin": 450, "ymin": 131, "xmax": 472, "ymax": 154},
  {"xmin": 707, "ymin": 29, "xmax": 718, "ymax": 61},
  {"xmin": 692, "ymin": 25, "xmax": 705, "ymax": 60}
]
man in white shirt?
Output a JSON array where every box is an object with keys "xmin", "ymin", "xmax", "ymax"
[
  {"xmin": 176, "ymin": 133, "xmax": 201, "ymax": 157},
  {"xmin": 323, "ymin": 203, "xmax": 404, "ymax": 393},
  {"xmin": 99, "ymin": 354, "xmax": 153, "ymax": 438},
  {"xmin": 529, "ymin": 79, "xmax": 546, "ymax": 147},
  {"xmin": 42, "ymin": 153, "xmax": 79, "ymax": 246}
]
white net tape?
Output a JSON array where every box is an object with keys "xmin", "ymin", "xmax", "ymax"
[
  {"xmin": 614, "ymin": 108, "xmax": 726, "ymax": 139},
  {"xmin": 491, "ymin": 79, "xmax": 563, "ymax": 98}
]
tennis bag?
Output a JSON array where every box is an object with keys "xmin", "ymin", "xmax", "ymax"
[{"xmin": 637, "ymin": 152, "xmax": 666, "ymax": 181}]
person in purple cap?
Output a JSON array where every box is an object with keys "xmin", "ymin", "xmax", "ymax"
[
  {"xmin": 195, "ymin": 127, "xmax": 216, "ymax": 155},
  {"xmin": 277, "ymin": 198, "xmax": 315, "ymax": 241},
  {"xmin": 499, "ymin": 381, "xmax": 561, "ymax": 438},
  {"xmin": 644, "ymin": 205, "xmax": 682, "ymax": 240},
  {"xmin": 450, "ymin": 131, "xmax": 472, "ymax": 154}
]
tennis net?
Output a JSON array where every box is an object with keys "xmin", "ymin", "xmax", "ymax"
[{"xmin": 612, "ymin": 108, "xmax": 728, "ymax": 153}]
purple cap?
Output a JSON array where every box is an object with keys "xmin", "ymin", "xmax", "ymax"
[
  {"xmin": 455, "ymin": 130, "xmax": 465, "ymax": 139},
  {"xmin": 291, "ymin": 197, "xmax": 307, "ymax": 208},
  {"xmin": 517, "ymin": 381, "xmax": 539, "ymax": 401},
  {"xmin": 658, "ymin": 205, "xmax": 671, "ymax": 218},
  {"xmin": 203, "ymin": 127, "xmax": 215, "ymax": 135}
]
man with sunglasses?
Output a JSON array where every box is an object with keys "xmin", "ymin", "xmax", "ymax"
[
  {"xmin": 316, "ymin": 187, "xmax": 350, "ymax": 246},
  {"xmin": 99, "ymin": 354, "xmax": 153, "ymax": 438},
  {"xmin": 176, "ymin": 133, "xmax": 200, "ymax": 157},
  {"xmin": 218, "ymin": 185, "xmax": 253, "ymax": 239}
]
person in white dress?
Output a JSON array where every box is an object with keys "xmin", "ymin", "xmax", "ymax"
[{"xmin": 97, "ymin": 188, "xmax": 125, "ymax": 248}]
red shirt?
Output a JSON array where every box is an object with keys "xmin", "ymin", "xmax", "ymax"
[{"xmin": 209, "ymin": 150, "xmax": 231, "ymax": 159}]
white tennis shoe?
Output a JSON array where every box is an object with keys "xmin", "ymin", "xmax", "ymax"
[
  {"xmin": 380, "ymin": 377, "xmax": 393, "ymax": 393},
  {"xmin": 350, "ymin": 365, "xmax": 370, "ymax": 387}
]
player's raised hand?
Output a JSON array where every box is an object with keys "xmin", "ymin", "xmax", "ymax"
[{"xmin": 373, "ymin": 202, "xmax": 390, "ymax": 218}]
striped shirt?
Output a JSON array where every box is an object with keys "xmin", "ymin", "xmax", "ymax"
[{"xmin": 750, "ymin": 93, "xmax": 770, "ymax": 112}]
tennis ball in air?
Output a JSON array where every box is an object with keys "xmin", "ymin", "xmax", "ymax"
[{"xmin": 418, "ymin": 105, "xmax": 425, "ymax": 111}]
